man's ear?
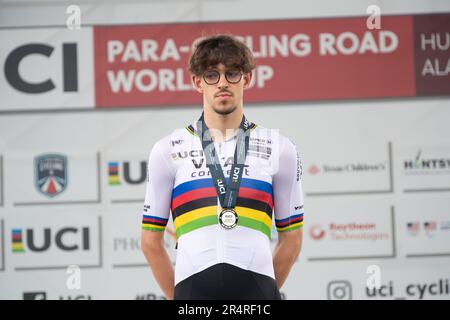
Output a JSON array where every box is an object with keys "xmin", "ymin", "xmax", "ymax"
[
  {"xmin": 243, "ymin": 72, "xmax": 252, "ymax": 89},
  {"xmin": 192, "ymin": 75, "xmax": 203, "ymax": 93}
]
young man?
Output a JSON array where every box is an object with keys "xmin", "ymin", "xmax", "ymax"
[{"xmin": 141, "ymin": 34, "xmax": 304, "ymax": 300}]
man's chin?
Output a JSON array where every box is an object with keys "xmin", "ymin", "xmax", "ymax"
[{"xmin": 212, "ymin": 104, "xmax": 237, "ymax": 116}]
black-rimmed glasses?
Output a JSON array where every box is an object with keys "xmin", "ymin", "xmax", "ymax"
[{"xmin": 202, "ymin": 69, "xmax": 243, "ymax": 85}]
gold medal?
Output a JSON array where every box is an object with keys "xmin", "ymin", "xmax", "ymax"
[{"xmin": 219, "ymin": 208, "xmax": 238, "ymax": 229}]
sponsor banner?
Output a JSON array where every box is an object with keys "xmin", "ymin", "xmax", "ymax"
[
  {"xmin": 0, "ymin": 28, "xmax": 94, "ymax": 112},
  {"xmin": 397, "ymin": 145, "xmax": 450, "ymax": 192},
  {"xmin": 94, "ymin": 16, "xmax": 415, "ymax": 108},
  {"xmin": 303, "ymin": 142, "xmax": 391, "ymax": 195},
  {"xmin": 304, "ymin": 201, "xmax": 394, "ymax": 260},
  {"xmin": 7, "ymin": 210, "xmax": 102, "ymax": 270},
  {"xmin": 413, "ymin": 14, "xmax": 450, "ymax": 96},
  {"xmin": 109, "ymin": 207, "xmax": 176, "ymax": 268},
  {"xmin": 104, "ymin": 154, "xmax": 147, "ymax": 203},
  {"xmin": 6, "ymin": 151, "xmax": 100, "ymax": 205},
  {"xmin": 398, "ymin": 197, "xmax": 450, "ymax": 257},
  {"xmin": 1, "ymin": 14, "xmax": 448, "ymax": 112}
]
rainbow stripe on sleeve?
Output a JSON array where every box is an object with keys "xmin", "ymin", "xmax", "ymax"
[
  {"xmin": 142, "ymin": 215, "xmax": 168, "ymax": 232},
  {"xmin": 275, "ymin": 213, "xmax": 304, "ymax": 232}
]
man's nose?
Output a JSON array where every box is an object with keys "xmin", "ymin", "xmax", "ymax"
[{"xmin": 217, "ymin": 73, "xmax": 229, "ymax": 89}]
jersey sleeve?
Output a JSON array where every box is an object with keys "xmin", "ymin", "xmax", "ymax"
[
  {"xmin": 141, "ymin": 138, "xmax": 175, "ymax": 232},
  {"xmin": 272, "ymin": 136, "xmax": 305, "ymax": 233}
]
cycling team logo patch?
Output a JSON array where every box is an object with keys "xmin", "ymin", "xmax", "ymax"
[{"xmin": 34, "ymin": 154, "xmax": 68, "ymax": 198}]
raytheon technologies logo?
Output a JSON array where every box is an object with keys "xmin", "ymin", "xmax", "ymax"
[
  {"xmin": 308, "ymin": 165, "xmax": 320, "ymax": 175},
  {"xmin": 309, "ymin": 222, "xmax": 388, "ymax": 242},
  {"xmin": 309, "ymin": 224, "xmax": 326, "ymax": 240}
]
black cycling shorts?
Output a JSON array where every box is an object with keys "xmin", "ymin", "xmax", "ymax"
[{"xmin": 174, "ymin": 263, "xmax": 282, "ymax": 300}]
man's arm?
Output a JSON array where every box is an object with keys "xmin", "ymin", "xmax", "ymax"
[
  {"xmin": 272, "ymin": 135, "xmax": 305, "ymax": 289},
  {"xmin": 141, "ymin": 230, "xmax": 175, "ymax": 300},
  {"xmin": 140, "ymin": 137, "xmax": 176, "ymax": 299},
  {"xmin": 273, "ymin": 228, "xmax": 302, "ymax": 289}
]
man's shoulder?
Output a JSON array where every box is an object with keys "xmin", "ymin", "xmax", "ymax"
[
  {"xmin": 152, "ymin": 125, "xmax": 197, "ymax": 151},
  {"xmin": 250, "ymin": 124, "xmax": 294, "ymax": 146}
]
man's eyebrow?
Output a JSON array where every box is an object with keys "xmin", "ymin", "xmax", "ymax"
[{"xmin": 205, "ymin": 67, "xmax": 239, "ymax": 72}]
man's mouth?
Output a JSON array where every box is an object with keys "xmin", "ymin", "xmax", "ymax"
[{"xmin": 216, "ymin": 92, "xmax": 232, "ymax": 98}]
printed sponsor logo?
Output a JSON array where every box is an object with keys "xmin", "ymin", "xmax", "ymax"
[
  {"xmin": 309, "ymin": 162, "xmax": 386, "ymax": 175},
  {"xmin": 327, "ymin": 280, "xmax": 352, "ymax": 300},
  {"xmin": 403, "ymin": 150, "xmax": 450, "ymax": 175},
  {"xmin": 11, "ymin": 226, "xmax": 90, "ymax": 253},
  {"xmin": 107, "ymin": 161, "xmax": 146, "ymax": 186},
  {"xmin": 23, "ymin": 292, "xmax": 47, "ymax": 300},
  {"xmin": 441, "ymin": 221, "xmax": 450, "ymax": 231},
  {"xmin": 11, "ymin": 229, "xmax": 25, "ymax": 253},
  {"xmin": 34, "ymin": 154, "xmax": 68, "ymax": 198},
  {"xmin": 108, "ymin": 162, "xmax": 120, "ymax": 185},
  {"xmin": 231, "ymin": 167, "xmax": 240, "ymax": 183},
  {"xmin": 248, "ymin": 144, "xmax": 272, "ymax": 160},
  {"xmin": 309, "ymin": 224, "xmax": 326, "ymax": 241},
  {"xmin": 23, "ymin": 291, "xmax": 93, "ymax": 300},
  {"xmin": 310, "ymin": 222, "xmax": 388, "ymax": 242},
  {"xmin": 113, "ymin": 237, "xmax": 140, "ymax": 252},
  {"xmin": 10, "ymin": 216, "xmax": 101, "ymax": 270},
  {"xmin": 135, "ymin": 293, "xmax": 167, "ymax": 300},
  {"xmin": 296, "ymin": 150, "xmax": 302, "ymax": 181},
  {"xmin": 366, "ymin": 279, "xmax": 450, "ymax": 300},
  {"xmin": 217, "ymin": 179, "xmax": 226, "ymax": 194},
  {"xmin": 171, "ymin": 150, "xmax": 204, "ymax": 161},
  {"xmin": 308, "ymin": 165, "xmax": 320, "ymax": 175},
  {"xmin": 4, "ymin": 43, "xmax": 78, "ymax": 94},
  {"xmin": 171, "ymin": 139, "xmax": 184, "ymax": 146}
]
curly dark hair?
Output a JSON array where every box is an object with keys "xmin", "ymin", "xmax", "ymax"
[{"xmin": 189, "ymin": 34, "xmax": 255, "ymax": 76}]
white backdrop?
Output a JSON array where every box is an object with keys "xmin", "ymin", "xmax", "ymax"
[{"xmin": 0, "ymin": 0, "xmax": 449, "ymax": 300}]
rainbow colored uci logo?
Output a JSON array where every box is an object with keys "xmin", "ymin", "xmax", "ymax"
[{"xmin": 11, "ymin": 229, "xmax": 25, "ymax": 253}]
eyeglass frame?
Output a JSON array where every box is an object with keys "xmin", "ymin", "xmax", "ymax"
[{"xmin": 202, "ymin": 69, "xmax": 244, "ymax": 85}]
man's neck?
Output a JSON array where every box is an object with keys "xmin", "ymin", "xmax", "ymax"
[{"xmin": 203, "ymin": 107, "xmax": 243, "ymax": 142}]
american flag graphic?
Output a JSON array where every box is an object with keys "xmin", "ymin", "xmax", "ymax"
[
  {"xmin": 424, "ymin": 221, "xmax": 437, "ymax": 237},
  {"xmin": 407, "ymin": 222, "xmax": 419, "ymax": 236}
]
